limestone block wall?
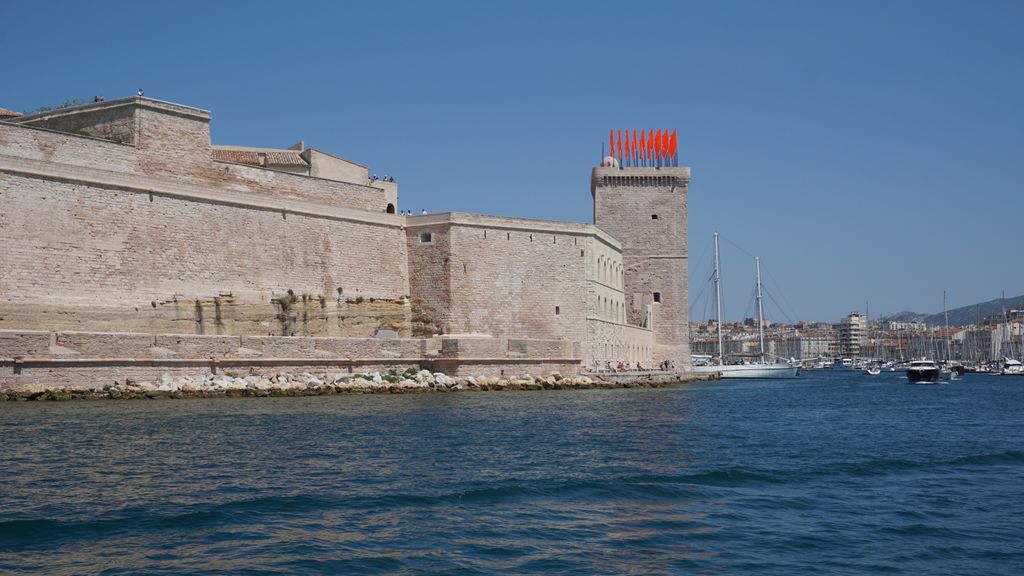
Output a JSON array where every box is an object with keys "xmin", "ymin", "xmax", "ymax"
[
  {"xmin": 306, "ymin": 149, "xmax": 368, "ymax": 185},
  {"xmin": 0, "ymin": 123, "xmax": 143, "ymax": 174},
  {"xmin": 210, "ymin": 161, "xmax": 394, "ymax": 213},
  {"xmin": 0, "ymin": 165, "xmax": 410, "ymax": 336},
  {"xmin": 0, "ymin": 330, "xmax": 581, "ymax": 390},
  {"xmin": 407, "ymin": 214, "xmax": 593, "ymax": 345},
  {"xmin": 8, "ymin": 98, "xmax": 395, "ymax": 215},
  {"xmin": 13, "ymin": 99, "xmax": 140, "ymax": 144},
  {"xmin": 584, "ymin": 320, "xmax": 654, "ymax": 370},
  {"xmin": 135, "ymin": 104, "xmax": 212, "ymax": 180},
  {"xmin": 586, "ymin": 236, "xmax": 626, "ymax": 324},
  {"xmin": 406, "ymin": 219, "xmax": 453, "ymax": 335},
  {"xmin": 592, "ymin": 166, "xmax": 692, "ymax": 369}
]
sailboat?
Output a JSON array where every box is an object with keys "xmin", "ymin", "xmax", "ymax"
[{"xmin": 691, "ymin": 233, "xmax": 799, "ymax": 379}]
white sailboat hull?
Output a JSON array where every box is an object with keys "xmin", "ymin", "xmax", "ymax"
[{"xmin": 692, "ymin": 363, "xmax": 799, "ymax": 379}]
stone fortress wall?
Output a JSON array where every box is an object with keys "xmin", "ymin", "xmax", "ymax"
[{"xmin": 0, "ymin": 96, "xmax": 689, "ymax": 390}]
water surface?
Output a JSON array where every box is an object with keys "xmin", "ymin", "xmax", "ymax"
[{"xmin": 1, "ymin": 371, "xmax": 1022, "ymax": 574}]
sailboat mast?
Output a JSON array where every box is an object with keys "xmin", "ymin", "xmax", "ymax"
[
  {"xmin": 944, "ymin": 290, "xmax": 951, "ymax": 361},
  {"xmin": 713, "ymin": 233, "xmax": 723, "ymax": 362},
  {"xmin": 756, "ymin": 256, "xmax": 766, "ymax": 363}
]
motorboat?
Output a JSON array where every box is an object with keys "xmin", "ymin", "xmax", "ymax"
[
  {"xmin": 906, "ymin": 359, "xmax": 942, "ymax": 384},
  {"xmin": 1002, "ymin": 357, "xmax": 1024, "ymax": 376}
]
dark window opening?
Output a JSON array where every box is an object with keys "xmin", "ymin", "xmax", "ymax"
[
  {"xmin": 555, "ymin": 306, "xmax": 560, "ymax": 315},
  {"xmin": 580, "ymin": 249, "xmax": 585, "ymax": 257},
  {"xmin": 419, "ymin": 232, "xmax": 433, "ymax": 243},
  {"xmin": 651, "ymin": 214, "xmax": 659, "ymax": 220},
  {"xmin": 386, "ymin": 203, "xmax": 395, "ymax": 214},
  {"xmin": 653, "ymin": 292, "xmax": 661, "ymax": 303}
]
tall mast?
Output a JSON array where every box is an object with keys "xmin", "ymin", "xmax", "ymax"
[
  {"xmin": 944, "ymin": 290, "xmax": 951, "ymax": 361},
  {"xmin": 756, "ymin": 256, "xmax": 766, "ymax": 363},
  {"xmin": 713, "ymin": 232, "xmax": 723, "ymax": 363}
]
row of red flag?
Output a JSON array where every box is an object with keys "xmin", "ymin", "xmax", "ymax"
[{"xmin": 608, "ymin": 129, "xmax": 678, "ymax": 161}]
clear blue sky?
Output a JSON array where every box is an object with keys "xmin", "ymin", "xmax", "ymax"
[{"xmin": 3, "ymin": 1, "xmax": 1022, "ymax": 322}]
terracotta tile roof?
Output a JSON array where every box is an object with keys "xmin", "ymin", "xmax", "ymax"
[
  {"xmin": 265, "ymin": 151, "xmax": 308, "ymax": 167},
  {"xmin": 0, "ymin": 107, "xmax": 21, "ymax": 119},
  {"xmin": 212, "ymin": 150, "xmax": 261, "ymax": 165}
]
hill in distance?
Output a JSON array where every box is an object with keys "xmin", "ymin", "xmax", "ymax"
[{"xmin": 878, "ymin": 294, "xmax": 1024, "ymax": 327}]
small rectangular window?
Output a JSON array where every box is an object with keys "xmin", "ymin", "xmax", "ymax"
[
  {"xmin": 555, "ymin": 306, "xmax": 560, "ymax": 315},
  {"xmin": 652, "ymin": 214, "xmax": 659, "ymax": 220},
  {"xmin": 653, "ymin": 292, "xmax": 661, "ymax": 303},
  {"xmin": 419, "ymin": 232, "xmax": 433, "ymax": 244}
]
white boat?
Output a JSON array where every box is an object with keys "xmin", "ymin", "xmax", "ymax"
[
  {"xmin": 1001, "ymin": 357, "xmax": 1024, "ymax": 376},
  {"xmin": 863, "ymin": 365, "xmax": 881, "ymax": 376},
  {"xmin": 691, "ymin": 233, "xmax": 799, "ymax": 379},
  {"xmin": 831, "ymin": 358, "xmax": 855, "ymax": 370},
  {"xmin": 702, "ymin": 361, "xmax": 800, "ymax": 379}
]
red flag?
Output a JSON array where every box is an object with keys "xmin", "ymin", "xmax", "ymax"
[
  {"xmin": 647, "ymin": 129, "xmax": 653, "ymax": 159},
  {"xmin": 670, "ymin": 130, "xmax": 678, "ymax": 159},
  {"xmin": 616, "ymin": 129, "xmax": 622, "ymax": 159},
  {"xmin": 631, "ymin": 129, "xmax": 637, "ymax": 162},
  {"xmin": 656, "ymin": 129, "xmax": 663, "ymax": 160},
  {"xmin": 608, "ymin": 129, "xmax": 614, "ymax": 158},
  {"xmin": 639, "ymin": 130, "xmax": 646, "ymax": 160},
  {"xmin": 661, "ymin": 130, "xmax": 668, "ymax": 159}
]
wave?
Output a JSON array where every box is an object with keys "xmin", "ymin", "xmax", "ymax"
[
  {"xmin": 5, "ymin": 451, "xmax": 1019, "ymax": 551},
  {"xmin": 838, "ymin": 450, "xmax": 1024, "ymax": 477}
]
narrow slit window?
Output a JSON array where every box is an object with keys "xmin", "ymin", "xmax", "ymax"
[{"xmin": 555, "ymin": 306, "xmax": 560, "ymax": 315}]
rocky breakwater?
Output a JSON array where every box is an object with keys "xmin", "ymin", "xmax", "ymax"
[{"xmin": 0, "ymin": 369, "xmax": 701, "ymax": 401}]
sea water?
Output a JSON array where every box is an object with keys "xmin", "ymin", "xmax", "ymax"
[{"xmin": 1, "ymin": 371, "xmax": 1022, "ymax": 574}]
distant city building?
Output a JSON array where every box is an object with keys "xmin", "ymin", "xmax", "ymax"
[
  {"xmin": 886, "ymin": 320, "xmax": 926, "ymax": 331},
  {"xmin": 773, "ymin": 335, "xmax": 831, "ymax": 361},
  {"xmin": 838, "ymin": 312, "xmax": 868, "ymax": 357}
]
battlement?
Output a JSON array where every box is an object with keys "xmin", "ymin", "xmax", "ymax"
[{"xmin": 591, "ymin": 166, "xmax": 691, "ymax": 192}]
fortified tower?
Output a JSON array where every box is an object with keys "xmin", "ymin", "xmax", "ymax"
[{"xmin": 592, "ymin": 129, "xmax": 692, "ymax": 369}]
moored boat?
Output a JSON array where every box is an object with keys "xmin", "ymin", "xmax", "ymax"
[
  {"xmin": 689, "ymin": 233, "xmax": 799, "ymax": 380},
  {"xmin": 1001, "ymin": 357, "xmax": 1024, "ymax": 376},
  {"xmin": 695, "ymin": 361, "xmax": 800, "ymax": 379}
]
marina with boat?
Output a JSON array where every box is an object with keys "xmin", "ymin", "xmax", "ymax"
[{"xmin": 688, "ymin": 235, "xmax": 1024, "ymax": 383}]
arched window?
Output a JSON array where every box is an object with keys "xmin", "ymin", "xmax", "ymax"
[{"xmin": 386, "ymin": 203, "xmax": 395, "ymax": 214}]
